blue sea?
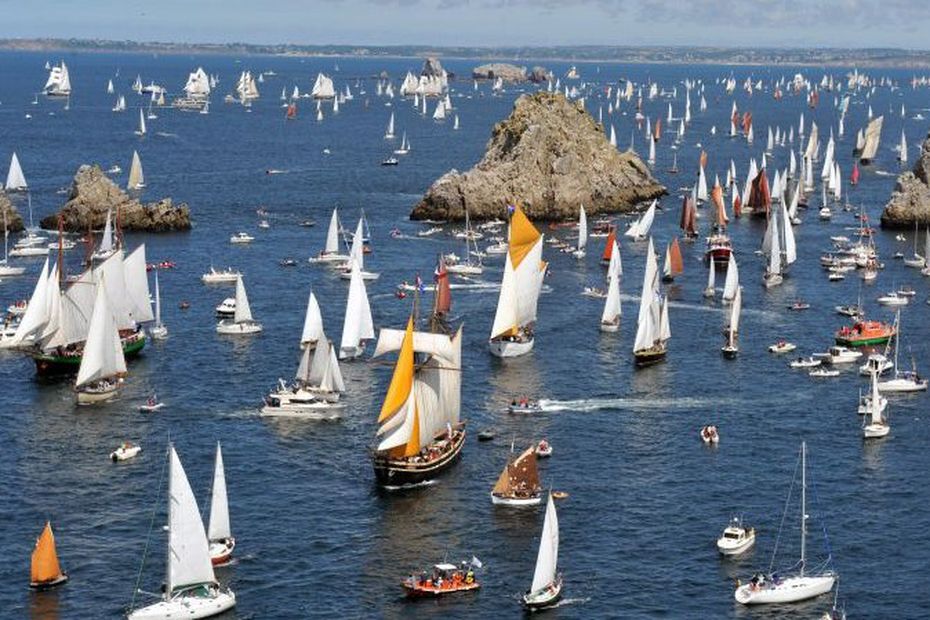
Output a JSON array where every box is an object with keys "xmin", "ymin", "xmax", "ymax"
[{"xmin": 1, "ymin": 50, "xmax": 929, "ymax": 618}]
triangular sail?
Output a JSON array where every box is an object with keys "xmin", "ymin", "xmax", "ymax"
[
  {"xmin": 723, "ymin": 254, "xmax": 740, "ymax": 301},
  {"xmin": 530, "ymin": 493, "xmax": 559, "ymax": 593},
  {"xmin": 339, "ymin": 262, "xmax": 374, "ymax": 358},
  {"xmin": 31, "ymin": 522, "xmax": 64, "ymax": 584},
  {"xmin": 301, "ymin": 291, "xmax": 324, "ymax": 346},
  {"xmin": 167, "ymin": 446, "xmax": 217, "ymax": 595},
  {"xmin": 489, "ymin": 207, "xmax": 545, "ymax": 339},
  {"xmin": 75, "ymin": 279, "xmax": 127, "ymax": 388},
  {"xmin": 5, "ymin": 152, "xmax": 27, "ymax": 190},
  {"xmin": 128, "ymin": 150, "xmax": 145, "ymax": 190},
  {"xmin": 233, "ymin": 276, "xmax": 253, "ymax": 323},
  {"xmin": 207, "ymin": 443, "xmax": 231, "ymax": 542}
]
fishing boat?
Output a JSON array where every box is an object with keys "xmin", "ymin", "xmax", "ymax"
[
  {"xmin": 633, "ymin": 238, "xmax": 670, "ymax": 366},
  {"xmin": 488, "ymin": 206, "xmax": 546, "ymax": 358},
  {"xmin": 216, "ymin": 276, "xmax": 262, "ymax": 334},
  {"xmin": 402, "ymin": 561, "xmax": 480, "ymax": 598},
  {"xmin": 721, "ymin": 287, "xmax": 741, "ymax": 358},
  {"xmin": 201, "ymin": 267, "xmax": 241, "ymax": 284},
  {"xmin": 127, "ymin": 446, "xmax": 236, "ymax": 620},
  {"xmin": 111, "ymin": 442, "xmax": 142, "ymax": 461},
  {"xmin": 207, "ymin": 443, "xmax": 236, "ymax": 566},
  {"xmin": 717, "ymin": 516, "xmax": 755, "ymax": 556},
  {"xmin": 370, "ymin": 317, "xmax": 465, "ymax": 487},
  {"xmin": 30, "ymin": 522, "xmax": 68, "ymax": 589},
  {"xmin": 522, "ymin": 493, "xmax": 562, "ymax": 609},
  {"xmin": 735, "ymin": 442, "xmax": 836, "ymax": 605},
  {"xmin": 310, "ymin": 209, "xmax": 349, "ymax": 264},
  {"xmin": 862, "ymin": 369, "xmax": 890, "ymax": 439},
  {"xmin": 338, "ymin": 262, "xmax": 374, "ymax": 359},
  {"xmin": 150, "ymin": 270, "xmax": 167, "ymax": 340},
  {"xmin": 835, "ymin": 319, "xmax": 895, "ymax": 347},
  {"xmin": 75, "ymin": 280, "xmax": 127, "ymax": 405},
  {"xmin": 491, "ymin": 444, "xmax": 542, "ymax": 506}
]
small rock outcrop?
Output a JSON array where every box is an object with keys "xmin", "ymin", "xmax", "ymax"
[
  {"xmin": 0, "ymin": 192, "xmax": 25, "ymax": 232},
  {"xmin": 40, "ymin": 165, "xmax": 191, "ymax": 232},
  {"xmin": 472, "ymin": 63, "xmax": 527, "ymax": 83},
  {"xmin": 528, "ymin": 66, "xmax": 551, "ymax": 84},
  {"xmin": 881, "ymin": 131, "xmax": 930, "ymax": 228},
  {"xmin": 411, "ymin": 92, "xmax": 666, "ymax": 222},
  {"xmin": 421, "ymin": 57, "xmax": 445, "ymax": 77}
]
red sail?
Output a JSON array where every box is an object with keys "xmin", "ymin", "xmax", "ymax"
[
  {"xmin": 699, "ymin": 150, "xmax": 708, "ymax": 170},
  {"xmin": 669, "ymin": 238, "xmax": 684, "ymax": 275},
  {"xmin": 602, "ymin": 228, "xmax": 616, "ymax": 262},
  {"xmin": 680, "ymin": 195, "xmax": 697, "ymax": 236},
  {"xmin": 433, "ymin": 258, "xmax": 451, "ymax": 315},
  {"xmin": 733, "ymin": 194, "xmax": 742, "ymax": 218},
  {"xmin": 742, "ymin": 112, "xmax": 752, "ymax": 135},
  {"xmin": 747, "ymin": 168, "xmax": 771, "ymax": 216},
  {"xmin": 850, "ymin": 163, "xmax": 860, "ymax": 186},
  {"xmin": 286, "ymin": 103, "xmax": 297, "ymax": 119},
  {"xmin": 711, "ymin": 183, "xmax": 728, "ymax": 226},
  {"xmin": 653, "ymin": 117, "xmax": 662, "ymax": 142}
]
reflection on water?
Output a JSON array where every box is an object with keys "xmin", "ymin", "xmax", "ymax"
[{"xmin": 29, "ymin": 590, "xmax": 61, "ymax": 620}]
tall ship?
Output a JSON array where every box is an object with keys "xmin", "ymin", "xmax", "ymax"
[
  {"xmin": 44, "ymin": 61, "xmax": 71, "ymax": 97},
  {"xmin": 371, "ymin": 317, "xmax": 465, "ymax": 487},
  {"xmin": 488, "ymin": 206, "xmax": 547, "ymax": 358}
]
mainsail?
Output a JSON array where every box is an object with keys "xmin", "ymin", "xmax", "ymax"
[{"xmin": 489, "ymin": 206, "xmax": 546, "ymax": 340}]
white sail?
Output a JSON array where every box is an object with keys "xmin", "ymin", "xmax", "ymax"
[
  {"xmin": 860, "ymin": 116, "xmax": 883, "ymax": 161},
  {"xmin": 75, "ymin": 279, "xmax": 126, "ymax": 388},
  {"xmin": 154, "ymin": 270, "xmax": 162, "ymax": 328},
  {"xmin": 5, "ymin": 152, "xmax": 27, "ymax": 191},
  {"xmin": 301, "ymin": 291, "xmax": 324, "ymax": 346},
  {"xmin": 601, "ymin": 271, "xmax": 621, "ymax": 324},
  {"xmin": 608, "ymin": 239, "xmax": 622, "ymax": 278},
  {"xmin": 530, "ymin": 493, "xmax": 560, "ymax": 594},
  {"xmin": 311, "ymin": 73, "xmax": 336, "ymax": 99},
  {"xmin": 136, "ymin": 108, "xmax": 147, "ymax": 135},
  {"xmin": 127, "ymin": 150, "xmax": 145, "ymax": 190},
  {"xmin": 339, "ymin": 262, "xmax": 374, "ymax": 358},
  {"xmin": 233, "ymin": 276, "xmax": 253, "ymax": 323},
  {"xmin": 385, "ymin": 112, "xmax": 395, "ymax": 139},
  {"xmin": 348, "ymin": 218, "xmax": 365, "ymax": 271},
  {"xmin": 124, "ymin": 244, "xmax": 155, "ymax": 323},
  {"xmin": 577, "ymin": 206, "xmax": 587, "ymax": 252},
  {"xmin": 166, "ymin": 446, "xmax": 217, "ymax": 595},
  {"xmin": 768, "ymin": 217, "xmax": 782, "ymax": 276},
  {"xmin": 697, "ymin": 166, "xmax": 708, "ymax": 201},
  {"xmin": 489, "ymin": 219, "xmax": 545, "ymax": 340},
  {"xmin": 722, "ymin": 254, "xmax": 739, "ymax": 301},
  {"xmin": 781, "ymin": 203, "xmax": 797, "ymax": 265},
  {"xmin": 432, "ymin": 100, "xmax": 446, "ymax": 120},
  {"xmin": 633, "ymin": 238, "xmax": 660, "ymax": 352},
  {"xmin": 706, "ymin": 260, "xmax": 716, "ymax": 292},
  {"xmin": 207, "ymin": 443, "xmax": 231, "ymax": 542},
  {"xmin": 107, "ymin": 79, "xmax": 114, "ymax": 94},
  {"xmin": 899, "ymin": 130, "xmax": 908, "ymax": 163},
  {"xmin": 99, "ymin": 210, "xmax": 114, "ymax": 254},
  {"xmin": 183, "ymin": 67, "xmax": 211, "ymax": 99},
  {"xmin": 323, "ymin": 208, "xmax": 341, "ymax": 255},
  {"xmin": 728, "ymin": 286, "xmax": 742, "ymax": 345}
]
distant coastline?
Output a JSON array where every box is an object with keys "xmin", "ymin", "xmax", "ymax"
[{"xmin": 3, "ymin": 38, "xmax": 930, "ymax": 69}]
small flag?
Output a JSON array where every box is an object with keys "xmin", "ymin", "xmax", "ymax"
[
  {"xmin": 470, "ymin": 556, "xmax": 483, "ymax": 569},
  {"xmin": 415, "ymin": 273, "xmax": 424, "ymax": 293}
]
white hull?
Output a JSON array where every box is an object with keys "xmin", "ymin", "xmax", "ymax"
[
  {"xmin": 523, "ymin": 575, "xmax": 563, "ymax": 608},
  {"xmin": 717, "ymin": 536, "xmax": 755, "ymax": 556},
  {"xmin": 9, "ymin": 247, "xmax": 49, "ymax": 257},
  {"xmin": 77, "ymin": 384, "xmax": 119, "ymax": 405},
  {"xmin": 491, "ymin": 492, "xmax": 542, "ymax": 506},
  {"xmin": 488, "ymin": 337, "xmax": 534, "ymax": 358},
  {"xmin": 878, "ymin": 378, "xmax": 928, "ymax": 392},
  {"xmin": 111, "ymin": 445, "xmax": 142, "ymax": 461},
  {"xmin": 150, "ymin": 325, "xmax": 168, "ymax": 340},
  {"xmin": 763, "ymin": 273, "xmax": 783, "ymax": 288},
  {"xmin": 863, "ymin": 423, "xmax": 890, "ymax": 438},
  {"xmin": 260, "ymin": 404, "xmax": 342, "ymax": 420},
  {"xmin": 128, "ymin": 589, "xmax": 236, "ymax": 620},
  {"xmin": 201, "ymin": 274, "xmax": 240, "ymax": 284},
  {"xmin": 0, "ymin": 264, "xmax": 27, "ymax": 276},
  {"xmin": 308, "ymin": 253, "xmax": 349, "ymax": 264},
  {"xmin": 338, "ymin": 269, "xmax": 379, "ymax": 281},
  {"xmin": 216, "ymin": 321, "xmax": 262, "ymax": 335},
  {"xmin": 735, "ymin": 574, "xmax": 835, "ymax": 605},
  {"xmin": 600, "ymin": 320, "xmax": 619, "ymax": 333}
]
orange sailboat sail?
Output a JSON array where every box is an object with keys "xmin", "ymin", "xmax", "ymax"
[
  {"xmin": 747, "ymin": 169, "xmax": 771, "ymax": 216},
  {"xmin": 711, "ymin": 183, "xmax": 729, "ymax": 226},
  {"xmin": 433, "ymin": 257, "xmax": 451, "ymax": 316},
  {"xmin": 679, "ymin": 195, "xmax": 697, "ymax": 237},
  {"xmin": 602, "ymin": 227, "xmax": 616, "ymax": 263},
  {"xmin": 669, "ymin": 238, "xmax": 684, "ymax": 275},
  {"xmin": 30, "ymin": 522, "xmax": 67, "ymax": 588},
  {"xmin": 653, "ymin": 117, "xmax": 662, "ymax": 142}
]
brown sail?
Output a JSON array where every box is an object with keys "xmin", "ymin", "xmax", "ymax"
[
  {"xmin": 679, "ymin": 195, "xmax": 697, "ymax": 237},
  {"xmin": 669, "ymin": 238, "xmax": 684, "ymax": 275},
  {"xmin": 432, "ymin": 257, "xmax": 451, "ymax": 316},
  {"xmin": 711, "ymin": 183, "xmax": 729, "ymax": 226},
  {"xmin": 747, "ymin": 169, "xmax": 771, "ymax": 216},
  {"xmin": 492, "ymin": 446, "xmax": 540, "ymax": 499}
]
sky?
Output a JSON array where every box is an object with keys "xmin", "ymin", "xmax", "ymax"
[{"xmin": 3, "ymin": 0, "xmax": 930, "ymax": 49}]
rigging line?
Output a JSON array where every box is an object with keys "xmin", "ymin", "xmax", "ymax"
[
  {"xmin": 129, "ymin": 441, "xmax": 170, "ymax": 613},
  {"xmin": 769, "ymin": 445, "xmax": 801, "ymax": 574},
  {"xmin": 807, "ymin": 451, "xmax": 836, "ymax": 570}
]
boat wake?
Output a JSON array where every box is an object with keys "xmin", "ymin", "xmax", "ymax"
[
  {"xmin": 155, "ymin": 131, "xmax": 178, "ymax": 138},
  {"xmin": 381, "ymin": 479, "xmax": 439, "ymax": 492},
  {"xmin": 874, "ymin": 170, "xmax": 895, "ymax": 176},
  {"xmin": 545, "ymin": 597, "xmax": 590, "ymax": 609},
  {"xmin": 619, "ymin": 295, "xmax": 779, "ymax": 319},
  {"xmin": 537, "ymin": 396, "xmax": 733, "ymax": 413}
]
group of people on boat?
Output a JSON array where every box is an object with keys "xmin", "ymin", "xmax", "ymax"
[
  {"xmin": 410, "ymin": 564, "xmax": 476, "ymax": 592},
  {"xmin": 701, "ymin": 425, "xmax": 719, "ymax": 443}
]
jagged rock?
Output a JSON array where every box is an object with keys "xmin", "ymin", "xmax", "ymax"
[
  {"xmin": 881, "ymin": 131, "xmax": 930, "ymax": 228},
  {"xmin": 0, "ymin": 192, "xmax": 25, "ymax": 232},
  {"xmin": 421, "ymin": 57, "xmax": 445, "ymax": 78},
  {"xmin": 40, "ymin": 164, "xmax": 191, "ymax": 232},
  {"xmin": 528, "ymin": 66, "xmax": 551, "ymax": 84},
  {"xmin": 411, "ymin": 92, "xmax": 666, "ymax": 222},
  {"xmin": 472, "ymin": 63, "xmax": 527, "ymax": 83}
]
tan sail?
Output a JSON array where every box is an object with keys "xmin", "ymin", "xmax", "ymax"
[{"xmin": 860, "ymin": 116, "xmax": 884, "ymax": 163}]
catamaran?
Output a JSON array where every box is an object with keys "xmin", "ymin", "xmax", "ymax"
[
  {"xmin": 207, "ymin": 442, "xmax": 235, "ymax": 566},
  {"xmin": 523, "ymin": 493, "xmax": 562, "ymax": 609},
  {"xmin": 370, "ymin": 317, "xmax": 465, "ymax": 487},
  {"xmin": 632, "ymin": 238, "xmax": 670, "ymax": 366},
  {"xmin": 75, "ymin": 279, "xmax": 127, "ymax": 404},
  {"xmin": 735, "ymin": 442, "xmax": 836, "ymax": 605},
  {"xmin": 128, "ymin": 446, "xmax": 236, "ymax": 620},
  {"xmin": 488, "ymin": 206, "xmax": 546, "ymax": 358},
  {"xmin": 216, "ymin": 276, "xmax": 262, "ymax": 334}
]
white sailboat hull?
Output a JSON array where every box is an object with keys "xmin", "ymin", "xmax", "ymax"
[
  {"xmin": 878, "ymin": 377, "xmax": 928, "ymax": 392},
  {"xmin": 259, "ymin": 404, "xmax": 342, "ymax": 420},
  {"xmin": 599, "ymin": 320, "xmax": 620, "ymax": 333},
  {"xmin": 488, "ymin": 337, "xmax": 534, "ymax": 358},
  {"xmin": 735, "ymin": 574, "xmax": 835, "ymax": 605},
  {"xmin": 150, "ymin": 325, "xmax": 168, "ymax": 340},
  {"xmin": 216, "ymin": 320, "xmax": 263, "ymax": 335},
  {"xmin": 338, "ymin": 269, "xmax": 379, "ymax": 281},
  {"xmin": 76, "ymin": 383, "xmax": 119, "ymax": 405},
  {"xmin": 309, "ymin": 253, "xmax": 349, "ymax": 264},
  {"xmin": 490, "ymin": 492, "xmax": 542, "ymax": 506},
  {"xmin": 863, "ymin": 423, "xmax": 890, "ymax": 439},
  {"xmin": 523, "ymin": 575, "xmax": 563, "ymax": 609},
  {"xmin": 0, "ymin": 264, "xmax": 27, "ymax": 276},
  {"xmin": 128, "ymin": 589, "xmax": 236, "ymax": 620}
]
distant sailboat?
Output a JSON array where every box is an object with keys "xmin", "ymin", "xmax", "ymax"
[
  {"xmin": 107, "ymin": 79, "xmax": 115, "ymax": 95},
  {"xmin": 30, "ymin": 522, "xmax": 68, "ymax": 589},
  {"xmin": 207, "ymin": 442, "xmax": 236, "ymax": 565},
  {"xmin": 385, "ymin": 112, "xmax": 395, "ymax": 139},
  {"xmin": 300, "ymin": 291, "xmax": 324, "ymax": 349},
  {"xmin": 216, "ymin": 276, "xmax": 262, "ymax": 334},
  {"xmin": 661, "ymin": 237, "xmax": 683, "ymax": 282},
  {"xmin": 632, "ymin": 237, "xmax": 670, "ymax": 366},
  {"xmin": 572, "ymin": 205, "xmax": 587, "ymax": 258},
  {"xmin": 43, "ymin": 61, "xmax": 71, "ymax": 97},
  {"xmin": 127, "ymin": 150, "xmax": 145, "ymax": 190},
  {"xmin": 310, "ymin": 208, "xmax": 349, "ymax": 263},
  {"xmin": 5, "ymin": 152, "xmax": 28, "ymax": 191},
  {"xmin": 721, "ymin": 286, "xmax": 742, "ymax": 358},
  {"xmin": 624, "ymin": 199, "xmax": 657, "ymax": 241},
  {"xmin": 150, "ymin": 270, "xmax": 168, "ymax": 340},
  {"xmin": 601, "ymin": 242, "xmax": 622, "ymax": 332},
  {"xmin": 859, "ymin": 116, "xmax": 883, "ymax": 165},
  {"xmin": 393, "ymin": 131, "xmax": 410, "ymax": 155},
  {"xmin": 135, "ymin": 108, "xmax": 147, "ymax": 136},
  {"xmin": 898, "ymin": 130, "xmax": 908, "ymax": 163}
]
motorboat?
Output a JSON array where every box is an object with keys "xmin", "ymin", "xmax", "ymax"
[
  {"xmin": 139, "ymin": 395, "xmax": 165, "ymax": 413},
  {"xmin": 877, "ymin": 292, "xmax": 908, "ymax": 307},
  {"xmin": 110, "ymin": 442, "xmax": 142, "ymax": 462},
  {"xmin": 201, "ymin": 267, "xmax": 241, "ymax": 284},
  {"xmin": 859, "ymin": 354, "xmax": 893, "ymax": 376},
  {"xmin": 788, "ymin": 300, "xmax": 810, "ymax": 311},
  {"xmin": 582, "ymin": 286, "xmax": 607, "ymax": 299},
  {"xmin": 810, "ymin": 368, "xmax": 840, "ymax": 378},
  {"xmin": 215, "ymin": 298, "xmax": 236, "ymax": 318},
  {"xmin": 717, "ymin": 516, "xmax": 755, "ymax": 556},
  {"xmin": 535, "ymin": 439, "xmax": 552, "ymax": 458},
  {"xmin": 790, "ymin": 357, "xmax": 822, "ymax": 369},
  {"xmin": 700, "ymin": 425, "xmax": 719, "ymax": 444},
  {"xmin": 824, "ymin": 346, "xmax": 862, "ymax": 365},
  {"xmin": 402, "ymin": 562, "xmax": 480, "ymax": 598},
  {"xmin": 834, "ymin": 304, "xmax": 863, "ymax": 318},
  {"xmin": 768, "ymin": 341, "xmax": 797, "ymax": 354},
  {"xmin": 507, "ymin": 399, "xmax": 542, "ymax": 414},
  {"xmin": 229, "ymin": 232, "xmax": 254, "ymax": 244}
]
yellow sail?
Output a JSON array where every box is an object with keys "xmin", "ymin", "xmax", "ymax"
[
  {"xmin": 378, "ymin": 317, "xmax": 415, "ymax": 423},
  {"xmin": 31, "ymin": 522, "xmax": 64, "ymax": 585},
  {"xmin": 392, "ymin": 401, "xmax": 421, "ymax": 458},
  {"xmin": 509, "ymin": 205, "xmax": 541, "ymax": 269}
]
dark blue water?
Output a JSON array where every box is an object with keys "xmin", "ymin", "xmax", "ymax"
[{"xmin": 2, "ymin": 51, "xmax": 929, "ymax": 618}]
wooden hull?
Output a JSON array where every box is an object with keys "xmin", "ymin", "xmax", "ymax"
[
  {"xmin": 372, "ymin": 426, "xmax": 465, "ymax": 487},
  {"xmin": 34, "ymin": 332, "xmax": 145, "ymax": 376},
  {"xmin": 634, "ymin": 346, "xmax": 667, "ymax": 367}
]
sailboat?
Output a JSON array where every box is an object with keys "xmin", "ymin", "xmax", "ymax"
[
  {"xmin": 878, "ymin": 311, "xmax": 928, "ymax": 392},
  {"xmin": 572, "ymin": 205, "xmax": 587, "ymax": 258},
  {"xmin": 661, "ymin": 237, "xmax": 683, "ymax": 282},
  {"xmin": 128, "ymin": 150, "xmax": 145, "ymax": 190},
  {"xmin": 338, "ymin": 219, "xmax": 379, "ymax": 280},
  {"xmin": 763, "ymin": 212, "xmax": 783, "ymax": 288},
  {"xmin": 370, "ymin": 317, "xmax": 465, "ymax": 486},
  {"xmin": 447, "ymin": 209, "xmax": 483, "ymax": 275},
  {"xmin": 127, "ymin": 446, "xmax": 236, "ymax": 620},
  {"xmin": 216, "ymin": 276, "xmax": 262, "ymax": 334},
  {"xmin": 107, "ymin": 78, "xmax": 115, "ymax": 95},
  {"xmin": 91, "ymin": 209, "xmax": 118, "ymax": 261},
  {"xmin": 310, "ymin": 208, "xmax": 349, "ymax": 263},
  {"xmin": 0, "ymin": 210, "xmax": 26, "ymax": 277},
  {"xmin": 393, "ymin": 131, "xmax": 410, "ymax": 155},
  {"xmin": 338, "ymin": 262, "xmax": 374, "ymax": 359},
  {"xmin": 43, "ymin": 61, "xmax": 71, "ymax": 97},
  {"xmin": 721, "ymin": 286, "xmax": 742, "ymax": 358},
  {"xmin": 522, "ymin": 493, "xmax": 562, "ymax": 609},
  {"xmin": 262, "ymin": 337, "xmax": 345, "ymax": 417},
  {"xmin": 384, "ymin": 112, "xmax": 395, "ymax": 139},
  {"xmin": 30, "ymin": 522, "xmax": 68, "ymax": 589},
  {"xmin": 300, "ymin": 291, "xmax": 324, "ymax": 349},
  {"xmin": 488, "ymin": 206, "xmax": 546, "ymax": 358},
  {"xmin": 150, "ymin": 270, "xmax": 168, "ymax": 340},
  {"xmin": 862, "ymin": 367, "xmax": 890, "ymax": 439},
  {"xmin": 135, "ymin": 108, "xmax": 147, "ymax": 137},
  {"xmin": 632, "ymin": 238, "xmax": 670, "ymax": 366},
  {"xmin": 722, "ymin": 254, "xmax": 739, "ymax": 302},
  {"xmin": 600, "ymin": 246, "xmax": 622, "ymax": 332},
  {"xmin": 207, "ymin": 442, "xmax": 235, "ymax": 566},
  {"xmin": 859, "ymin": 116, "xmax": 883, "ymax": 165},
  {"xmin": 75, "ymin": 279, "xmax": 127, "ymax": 404},
  {"xmin": 898, "ymin": 130, "xmax": 908, "ymax": 163},
  {"xmin": 624, "ymin": 199, "xmax": 657, "ymax": 240},
  {"xmin": 735, "ymin": 442, "xmax": 836, "ymax": 605},
  {"xmin": 6, "ymin": 152, "xmax": 28, "ymax": 191},
  {"xmin": 491, "ymin": 444, "xmax": 542, "ymax": 505}
]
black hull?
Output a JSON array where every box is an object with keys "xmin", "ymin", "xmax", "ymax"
[
  {"xmin": 634, "ymin": 349, "xmax": 667, "ymax": 367},
  {"xmin": 722, "ymin": 347, "xmax": 739, "ymax": 359},
  {"xmin": 372, "ymin": 427, "xmax": 465, "ymax": 487}
]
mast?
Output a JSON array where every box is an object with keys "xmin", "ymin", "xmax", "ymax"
[{"xmin": 800, "ymin": 441, "xmax": 807, "ymax": 577}]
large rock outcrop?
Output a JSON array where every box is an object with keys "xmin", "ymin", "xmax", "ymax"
[
  {"xmin": 40, "ymin": 165, "xmax": 191, "ymax": 232},
  {"xmin": 472, "ymin": 63, "xmax": 527, "ymax": 83},
  {"xmin": 1, "ymin": 192, "xmax": 24, "ymax": 232},
  {"xmin": 421, "ymin": 57, "xmax": 445, "ymax": 78},
  {"xmin": 882, "ymin": 131, "xmax": 930, "ymax": 228},
  {"xmin": 411, "ymin": 92, "xmax": 666, "ymax": 222}
]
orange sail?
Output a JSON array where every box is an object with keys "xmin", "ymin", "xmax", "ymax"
[
  {"xmin": 669, "ymin": 238, "xmax": 684, "ymax": 275},
  {"xmin": 742, "ymin": 112, "xmax": 752, "ymax": 135},
  {"xmin": 378, "ymin": 318, "xmax": 415, "ymax": 425},
  {"xmin": 433, "ymin": 257, "xmax": 451, "ymax": 316},
  {"xmin": 733, "ymin": 193, "xmax": 743, "ymax": 218},
  {"xmin": 653, "ymin": 117, "xmax": 662, "ymax": 141},
  {"xmin": 31, "ymin": 522, "xmax": 66, "ymax": 587},
  {"xmin": 699, "ymin": 150, "xmax": 708, "ymax": 170},
  {"xmin": 286, "ymin": 103, "xmax": 297, "ymax": 119},
  {"xmin": 602, "ymin": 227, "xmax": 616, "ymax": 262},
  {"xmin": 711, "ymin": 183, "xmax": 729, "ymax": 226},
  {"xmin": 509, "ymin": 205, "xmax": 541, "ymax": 269}
]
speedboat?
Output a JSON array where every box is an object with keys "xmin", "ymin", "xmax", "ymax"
[
  {"xmin": 381, "ymin": 156, "xmax": 399, "ymax": 166},
  {"xmin": 790, "ymin": 357, "xmax": 822, "ymax": 369},
  {"xmin": 824, "ymin": 346, "xmax": 863, "ymax": 365},
  {"xmin": 859, "ymin": 354, "xmax": 893, "ymax": 376},
  {"xmin": 700, "ymin": 425, "xmax": 719, "ymax": 444},
  {"xmin": 810, "ymin": 368, "xmax": 840, "ymax": 378},
  {"xmin": 110, "ymin": 442, "xmax": 142, "ymax": 462},
  {"xmin": 877, "ymin": 292, "xmax": 908, "ymax": 307},
  {"xmin": 201, "ymin": 267, "xmax": 241, "ymax": 284},
  {"xmin": 535, "ymin": 439, "xmax": 553, "ymax": 458},
  {"xmin": 258, "ymin": 220, "xmax": 270, "ymax": 229},
  {"xmin": 581, "ymin": 286, "xmax": 607, "ymax": 298},
  {"xmin": 401, "ymin": 562, "xmax": 480, "ymax": 598},
  {"xmin": 788, "ymin": 300, "xmax": 810, "ymax": 311},
  {"xmin": 768, "ymin": 341, "xmax": 797, "ymax": 354},
  {"xmin": 229, "ymin": 232, "xmax": 254, "ymax": 244},
  {"xmin": 215, "ymin": 298, "xmax": 236, "ymax": 318},
  {"xmin": 717, "ymin": 517, "xmax": 755, "ymax": 556},
  {"xmin": 507, "ymin": 400, "xmax": 542, "ymax": 414},
  {"xmin": 835, "ymin": 304, "xmax": 863, "ymax": 318}
]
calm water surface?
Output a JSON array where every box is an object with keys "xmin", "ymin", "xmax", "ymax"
[{"xmin": 1, "ymin": 51, "xmax": 929, "ymax": 618}]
